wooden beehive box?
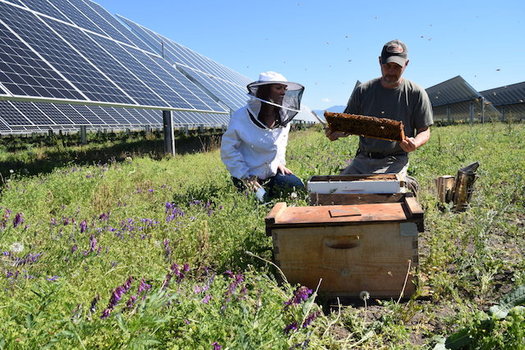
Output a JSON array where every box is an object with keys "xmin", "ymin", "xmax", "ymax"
[
  {"xmin": 265, "ymin": 196, "xmax": 423, "ymax": 298},
  {"xmin": 308, "ymin": 174, "xmax": 407, "ymax": 205}
]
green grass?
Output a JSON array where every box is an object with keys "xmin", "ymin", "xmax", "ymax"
[{"xmin": 0, "ymin": 122, "xmax": 524, "ymax": 349}]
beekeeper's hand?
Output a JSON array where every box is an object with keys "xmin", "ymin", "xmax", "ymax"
[
  {"xmin": 277, "ymin": 164, "xmax": 293, "ymax": 175},
  {"xmin": 399, "ymin": 137, "xmax": 417, "ymax": 152},
  {"xmin": 325, "ymin": 127, "xmax": 349, "ymax": 141},
  {"xmin": 242, "ymin": 176, "xmax": 262, "ymax": 192}
]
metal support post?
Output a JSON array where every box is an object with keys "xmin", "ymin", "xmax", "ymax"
[
  {"xmin": 163, "ymin": 110, "xmax": 175, "ymax": 155},
  {"xmin": 80, "ymin": 125, "xmax": 87, "ymax": 145}
]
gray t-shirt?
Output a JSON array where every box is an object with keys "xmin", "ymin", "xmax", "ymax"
[{"xmin": 344, "ymin": 78, "xmax": 433, "ymax": 155}]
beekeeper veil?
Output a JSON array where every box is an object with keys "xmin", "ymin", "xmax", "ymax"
[{"xmin": 246, "ymin": 71, "xmax": 304, "ymax": 127}]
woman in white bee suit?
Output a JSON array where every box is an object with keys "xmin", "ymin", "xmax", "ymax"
[{"xmin": 220, "ymin": 71, "xmax": 305, "ymax": 201}]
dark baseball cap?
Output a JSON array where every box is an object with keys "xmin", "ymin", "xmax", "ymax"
[{"xmin": 380, "ymin": 40, "xmax": 408, "ymax": 66}]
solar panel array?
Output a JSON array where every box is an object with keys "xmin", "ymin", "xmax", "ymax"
[
  {"xmin": 116, "ymin": 16, "xmax": 251, "ymax": 111},
  {"xmin": 480, "ymin": 82, "xmax": 525, "ymax": 106},
  {"xmin": 0, "ymin": 0, "xmax": 254, "ymax": 134},
  {"xmin": 426, "ymin": 76, "xmax": 483, "ymax": 107}
]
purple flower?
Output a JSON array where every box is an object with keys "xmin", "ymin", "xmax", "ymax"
[
  {"xmin": 212, "ymin": 342, "xmax": 222, "ymax": 350},
  {"xmin": 100, "ymin": 276, "xmax": 134, "ymax": 319},
  {"xmin": 99, "ymin": 212, "xmax": 110, "ymax": 221},
  {"xmin": 47, "ymin": 275, "xmax": 60, "ymax": 282},
  {"xmin": 126, "ymin": 295, "xmax": 138, "ymax": 309},
  {"xmin": 137, "ymin": 278, "xmax": 151, "ymax": 294},
  {"xmin": 13, "ymin": 213, "xmax": 24, "ymax": 228},
  {"xmin": 170, "ymin": 263, "xmax": 190, "ymax": 282},
  {"xmin": 285, "ymin": 286, "xmax": 313, "ymax": 307},
  {"xmin": 201, "ymin": 295, "xmax": 212, "ymax": 304},
  {"xmin": 101, "ymin": 308, "xmax": 111, "ymax": 319},
  {"xmin": 163, "ymin": 239, "xmax": 172, "ymax": 260},
  {"xmin": 166, "ymin": 205, "xmax": 184, "ymax": 222},
  {"xmin": 194, "ymin": 284, "xmax": 209, "ymax": 294},
  {"xmin": 89, "ymin": 235, "xmax": 98, "ymax": 253},
  {"xmin": 284, "ymin": 322, "xmax": 298, "ymax": 334},
  {"xmin": 302, "ymin": 311, "xmax": 320, "ymax": 328},
  {"xmin": 80, "ymin": 220, "xmax": 88, "ymax": 233},
  {"xmin": 225, "ymin": 271, "xmax": 244, "ymax": 296},
  {"xmin": 123, "ymin": 276, "xmax": 134, "ymax": 291},
  {"xmin": 13, "ymin": 252, "xmax": 43, "ymax": 267}
]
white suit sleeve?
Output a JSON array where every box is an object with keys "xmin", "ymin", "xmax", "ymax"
[
  {"xmin": 276, "ymin": 126, "xmax": 289, "ymax": 167},
  {"xmin": 220, "ymin": 125, "xmax": 250, "ymax": 179}
]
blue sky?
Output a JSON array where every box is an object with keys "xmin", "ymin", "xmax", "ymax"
[{"xmin": 96, "ymin": 0, "xmax": 525, "ymax": 110}]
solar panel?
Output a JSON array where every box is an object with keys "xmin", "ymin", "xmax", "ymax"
[
  {"xmin": 119, "ymin": 16, "xmax": 251, "ymax": 86},
  {"xmin": 0, "ymin": 13, "xmax": 86, "ymax": 100},
  {"xmin": 426, "ymin": 76, "xmax": 481, "ymax": 107},
  {"xmin": 182, "ymin": 68, "xmax": 248, "ymax": 109},
  {"xmin": 55, "ymin": 0, "xmax": 135, "ymax": 47},
  {"xmin": 11, "ymin": 101, "xmax": 55, "ymax": 125},
  {"xmin": 46, "ymin": 0, "xmax": 113, "ymax": 40},
  {"xmin": 117, "ymin": 15, "xmax": 250, "ymax": 110},
  {"xmin": 139, "ymin": 108, "xmax": 161, "ymax": 124},
  {"xmin": 0, "ymin": 116, "xmax": 11, "ymax": 131},
  {"xmin": 0, "ymin": 0, "xmax": 239, "ymax": 135},
  {"xmin": 4, "ymin": 0, "xmax": 26, "ymax": 7},
  {"xmin": 19, "ymin": 0, "xmax": 73, "ymax": 24},
  {"xmin": 82, "ymin": 0, "xmax": 153, "ymax": 52},
  {"xmin": 44, "ymin": 19, "xmax": 170, "ymax": 107},
  {"xmin": 0, "ymin": 2, "xmax": 134, "ymax": 104},
  {"xmin": 85, "ymin": 105, "xmax": 119, "ymax": 125},
  {"xmin": 33, "ymin": 102, "xmax": 76, "ymax": 125},
  {"xmin": 480, "ymin": 82, "xmax": 525, "ymax": 106},
  {"xmin": 146, "ymin": 54, "xmax": 226, "ymax": 111},
  {"xmin": 89, "ymin": 33, "xmax": 199, "ymax": 109},
  {"xmin": 0, "ymin": 100, "xmax": 33, "ymax": 126}
]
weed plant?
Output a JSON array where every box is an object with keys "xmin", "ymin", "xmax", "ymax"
[{"xmin": 0, "ymin": 122, "xmax": 523, "ymax": 349}]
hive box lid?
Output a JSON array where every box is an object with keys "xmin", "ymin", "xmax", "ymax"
[
  {"xmin": 265, "ymin": 197, "xmax": 424, "ymax": 235},
  {"xmin": 307, "ymin": 174, "xmax": 405, "ymax": 195}
]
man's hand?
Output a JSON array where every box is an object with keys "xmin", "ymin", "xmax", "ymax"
[
  {"xmin": 399, "ymin": 137, "xmax": 417, "ymax": 152},
  {"xmin": 325, "ymin": 127, "xmax": 349, "ymax": 141},
  {"xmin": 399, "ymin": 127, "xmax": 430, "ymax": 153}
]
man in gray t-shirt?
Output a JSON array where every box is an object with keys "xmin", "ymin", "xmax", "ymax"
[{"xmin": 326, "ymin": 40, "xmax": 433, "ymax": 183}]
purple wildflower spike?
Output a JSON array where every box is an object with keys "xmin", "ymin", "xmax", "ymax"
[
  {"xmin": 80, "ymin": 220, "xmax": 87, "ymax": 233},
  {"xmin": 163, "ymin": 239, "xmax": 172, "ymax": 260},
  {"xmin": 89, "ymin": 235, "xmax": 98, "ymax": 253},
  {"xmin": 302, "ymin": 311, "xmax": 320, "ymax": 328},
  {"xmin": 284, "ymin": 322, "xmax": 298, "ymax": 334},
  {"xmin": 126, "ymin": 295, "xmax": 138, "ymax": 309},
  {"xmin": 212, "ymin": 342, "xmax": 222, "ymax": 350},
  {"xmin": 101, "ymin": 276, "xmax": 133, "ymax": 319},
  {"xmin": 285, "ymin": 286, "xmax": 313, "ymax": 306},
  {"xmin": 137, "ymin": 278, "xmax": 151, "ymax": 294},
  {"xmin": 13, "ymin": 213, "xmax": 24, "ymax": 228}
]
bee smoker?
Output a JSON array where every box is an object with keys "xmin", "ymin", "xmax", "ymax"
[{"xmin": 452, "ymin": 162, "xmax": 479, "ymax": 211}]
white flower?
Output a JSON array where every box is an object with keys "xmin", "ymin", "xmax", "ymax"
[{"xmin": 10, "ymin": 242, "xmax": 24, "ymax": 253}]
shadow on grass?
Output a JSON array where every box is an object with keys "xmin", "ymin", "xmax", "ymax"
[{"xmin": 0, "ymin": 132, "xmax": 223, "ymax": 181}]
